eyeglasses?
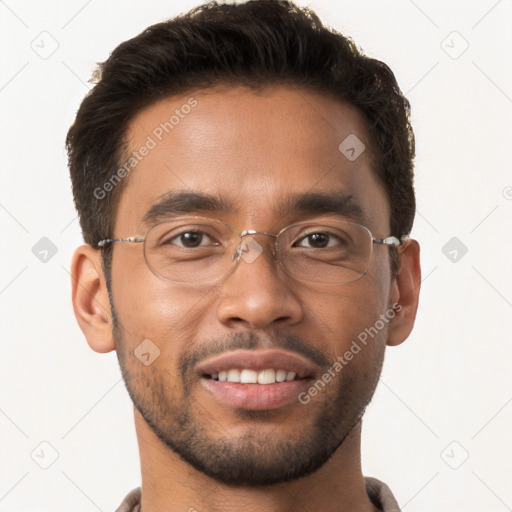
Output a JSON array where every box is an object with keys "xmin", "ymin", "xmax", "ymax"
[{"xmin": 97, "ymin": 216, "xmax": 402, "ymax": 285}]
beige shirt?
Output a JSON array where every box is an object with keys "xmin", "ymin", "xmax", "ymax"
[{"xmin": 115, "ymin": 477, "xmax": 401, "ymax": 511}]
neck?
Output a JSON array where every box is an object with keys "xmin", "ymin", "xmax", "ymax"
[{"xmin": 134, "ymin": 407, "xmax": 378, "ymax": 512}]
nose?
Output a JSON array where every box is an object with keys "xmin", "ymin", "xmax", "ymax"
[{"xmin": 215, "ymin": 235, "xmax": 303, "ymax": 330}]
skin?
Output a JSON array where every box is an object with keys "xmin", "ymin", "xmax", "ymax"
[{"xmin": 71, "ymin": 85, "xmax": 421, "ymax": 512}]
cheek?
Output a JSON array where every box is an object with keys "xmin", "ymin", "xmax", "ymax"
[
  {"xmin": 112, "ymin": 279, "xmax": 215, "ymax": 396},
  {"xmin": 308, "ymin": 272, "xmax": 391, "ymax": 360},
  {"xmin": 111, "ymin": 258, "xmax": 214, "ymax": 351}
]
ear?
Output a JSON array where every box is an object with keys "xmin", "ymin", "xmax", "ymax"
[
  {"xmin": 71, "ymin": 245, "xmax": 114, "ymax": 353},
  {"xmin": 386, "ymin": 238, "xmax": 421, "ymax": 347}
]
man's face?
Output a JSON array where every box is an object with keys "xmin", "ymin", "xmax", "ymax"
[{"xmin": 110, "ymin": 85, "xmax": 396, "ymax": 485}]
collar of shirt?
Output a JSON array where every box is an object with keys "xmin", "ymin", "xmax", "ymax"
[{"xmin": 114, "ymin": 476, "xmax": 401, "ymax": 512}]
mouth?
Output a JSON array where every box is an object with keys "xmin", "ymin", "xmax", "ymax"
[
  {"xmin": 209, "ymin": 368, "xmax": 300, "ymax": 384},
  {"xmin": 197, "ymin": 350, "xmax": 317, "ymax": 410}
]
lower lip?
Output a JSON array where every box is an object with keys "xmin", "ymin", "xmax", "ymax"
[{"xmin": 201, "ymin": 378, "xmax": 311, "ymax": 410}]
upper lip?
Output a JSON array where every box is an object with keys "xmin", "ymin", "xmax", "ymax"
[{"xmin": 196, "ymin": 349, "xmax": 318, "ymax": 379}]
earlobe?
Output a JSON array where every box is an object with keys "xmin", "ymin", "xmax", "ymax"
[
  {"xmin": 71, "ymin": 245, "xmax": 115, "ymax": 353},
  {"xmin": 386, "ymin": 239, "xmax": 421, "ymax": 347}
]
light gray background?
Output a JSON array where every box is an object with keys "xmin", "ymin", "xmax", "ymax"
[{"xmin": 1, "ymin": 0, "xmax": 511, "ymax": 510}]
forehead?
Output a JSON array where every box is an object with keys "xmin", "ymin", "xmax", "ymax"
[{"xmin": 115, "ymin": 85, "xmax": 390, "ymax": 233}]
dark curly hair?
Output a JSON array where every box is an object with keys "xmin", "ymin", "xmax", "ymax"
[{"xmin": 66, "ymin": 0, "xmax": 415, "ymax": 278}]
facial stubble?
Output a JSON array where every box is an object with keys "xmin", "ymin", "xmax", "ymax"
[{"xmin": 111, "ymin": 301, "xmax": 386, "ymax": 487}]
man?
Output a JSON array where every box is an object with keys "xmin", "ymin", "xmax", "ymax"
[{"xmin": 66, "ymin": 1, "xmax": 421, "ymax": 510}]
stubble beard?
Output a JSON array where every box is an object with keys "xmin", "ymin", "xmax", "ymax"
[{"xmin": 112, "ymin": 319, "xmax": 385, "ymax": 486}]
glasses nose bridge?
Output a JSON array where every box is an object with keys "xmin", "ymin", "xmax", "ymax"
[
  {"xmin": 239, "ymin": 229, "xmax": 277, "ymax": 240},
  {"xmin": 232, "ymin": 229, "xmax": 279, "ymax": 262}
]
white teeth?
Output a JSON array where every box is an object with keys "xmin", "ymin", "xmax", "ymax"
[
  {"xmin": 227, "ymin": 369, "xmax": 240, "ymax": 383},
  {"xmin": 211, "ymin": 368, "xmax": 299, "ymax": 384},
  {"xmin": 240, "ymin": 369, "xmax": 258, "ymax": 383},
  {"xmin": 275, "ymin": 369, "xmax": 287, "ymax": 382},
  {"xmin": 257, "ymin": 369, "xmax": 276, "ymax": 384}
]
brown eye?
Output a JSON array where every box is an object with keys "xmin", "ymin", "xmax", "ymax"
[
  {"xmin": 304, "ymin": 233, "xmax": 329, "ymax": 248},
  {"xmin": 177, "ymin": 232, "xmax": 205, "ymax": 247},
  {"xmin": 164, "ymin": 230, "xmax": 217, "ymax": 248},
  {"xmin": 295, "ymin": 231, "xmax": 348, "ymax": 249}
]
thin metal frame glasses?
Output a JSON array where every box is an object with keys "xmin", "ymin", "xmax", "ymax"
[{"xmin": 97, "ymin": 216, "xmax": 402, "ymax": 285}]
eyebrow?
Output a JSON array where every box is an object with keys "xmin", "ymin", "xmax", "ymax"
[
  {"xmin": 279, "ymin": 192, "xmax": 366, "ymax": 224},
  {"xmin": 142, "ymin": 191, "xmax": 235, "ymax": 225},
  {"xmin": 142, "ymin": 190, "xmax": 366, "ymax": 226}
]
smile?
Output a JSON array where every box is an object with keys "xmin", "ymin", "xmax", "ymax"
[
  {"xmin": 197, "ymin": 349, "xmax": 316, "ymax": 410},
  {"xmin": 209, "ymin": 368, "xmax": 298, "ymax": 384}
]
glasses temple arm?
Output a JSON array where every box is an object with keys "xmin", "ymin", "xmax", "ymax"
[{"xmin": 97, "ymin": 237, "xmax": 144, "ymax": 248}]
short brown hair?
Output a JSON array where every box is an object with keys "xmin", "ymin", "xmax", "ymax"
[{"xmin": 66, "ymin": 0, "xmax": 415, "ymax": 275}]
